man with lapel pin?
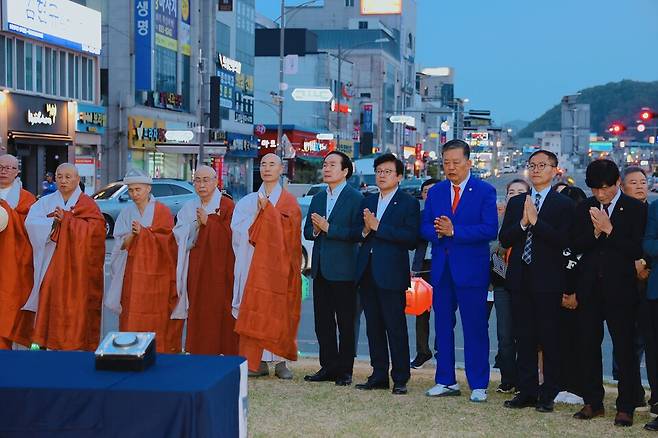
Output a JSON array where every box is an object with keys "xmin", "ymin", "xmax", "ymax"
[
  {"xmin": 354, "ymin": 153, "xmax": 420, "ymax": 395},
  {"xmin": 499, "ymin": 150, "xmax": 575, "ymax": 412},
  {"xmin": 421, "ymin": 139, "xmax": 498, "ymax": 402},
  {"xmin": 303, "ymin": 151, "xmax": 364, "ymax": 386}
]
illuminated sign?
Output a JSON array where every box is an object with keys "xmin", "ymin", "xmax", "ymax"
[
  {"xmin": 77, "ymin": 103, "xmax": 107, "ymax": 134},
  {"xmin": 4, "ymin": 0, "xmax": 102, "ymax": 55},
  {"xmin": 27, "ymin": 103, "xmax": 58, "ymax": 126},
  {"xmin": 360, "ymin": 0, "xmax": 402, "ymax": 15},
  {"xmin": 218, "ymin": 54, "xmax": 242, "ymax": 74},
  {"xmin": 292, "ymin": 88, "xmax": 333, "ymax": 102}
]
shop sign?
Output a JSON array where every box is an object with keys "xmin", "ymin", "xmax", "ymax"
[
  {"xmin": 254, "ymin": 124, "xmax": 266, "ymax": 135},
  {"xmin": 135, "ymin": 0, "xmax": 152, "ymax": 91},
  {"xmin": 302, "ymin": 140, "xmax": 327, "ymax": 153},
  {"xmin": 217, "ymin": 54, "xmax": 241, "ymax": 74},
  {"xmin": 154, "ymin": 0, "xmax": 178, "ymax": 50},
  {"xmin": 234, "ymin": 93, "xmax": 253, "ymax": 124},
  {"xmin": 128, "ymin": 116, "xmax": 166, "ymax": 150},
  {"xmin": 27, "ymin": 103, "xmax": 58, "ymax": 126},
  {"xmin": 76, "ymin": 103, "xmax": 106, "ymax": 134},
  {"xmin": 4, "ymin": 0, "xmax": 101, "ymax": 55},
  {"xmin": 142, "ymin": 91, "xmax": 184, "ymax": 111},
  {"xmin": 216, "ymin": 69, "xmax": 235, "ymax": 110},
  {"xmin": 7, "ymin": 94, "xmax": 69, "ymax": 135},
  {"xmin": 338, "ymin": 140, "xmax": 354, "ymax": 158}
]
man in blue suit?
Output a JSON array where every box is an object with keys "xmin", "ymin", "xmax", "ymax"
[
  {"xmin": 303, "ymin": 151, "xmax": 364, "ymax": 386},
  {"xmin": 421, "ymin": 139, "xmax": 498, "ymax": 402},
  {"xmin": 354, "ymin": 153, "xmax": 420, "ymax": 395}
]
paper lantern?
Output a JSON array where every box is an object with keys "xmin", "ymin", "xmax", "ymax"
[
  {"xmin": 0, "ymin": 205, "xmax": 8, "ymax": 233},
  {"xmin": 405, "ymin": 277, "xmax": 433, "ymax": 316}
]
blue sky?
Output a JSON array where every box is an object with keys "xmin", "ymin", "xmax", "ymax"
[{"xmin": 256, "ymin": 0, "xmax": 658, "ymax": 123}]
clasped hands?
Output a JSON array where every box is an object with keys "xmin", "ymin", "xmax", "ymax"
[
  {"xmin": 434, "ymin": 216, "xmax": 454, "ymax": 237},
  {"xmin": 311, "ymin": 213, "xmax": 330, "ymax": 234},
  {"xmin": 589, "ymin": 207, "xmax": 613, "ymax": 238},
  {"xmin": 362, "ymin": 208, "xmax": 379, "ymax": 235},
  {"xmin": 520, "ymin": 196, "xmax": 538, "ymax": 228},
  {"xmin": 196, "ymin": 207, "xmax": 219, "ymax": 226}
]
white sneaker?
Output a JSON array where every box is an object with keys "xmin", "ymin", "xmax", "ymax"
[
  {"xmin": 425, "ymin": 383, "xmax": 461, "ymax": 397},
  {"xmin": 470, "ymin": 389, "xmax": 488, "ymax": 403}
]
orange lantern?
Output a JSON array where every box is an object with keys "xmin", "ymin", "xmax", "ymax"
[{"xmin": 405, "ymin": 277, "xmax": 433, "ymax": 316}]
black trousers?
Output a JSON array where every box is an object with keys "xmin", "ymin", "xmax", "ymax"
[
  {"xmin": 313, "ymin": 271, "xmax": 357, "ymax": 377},
  {"xmin": 639, "ymin": 298, "xmax": 658, "ymax": 406},
  {"xmin": 558, "ymin": 306, "xmax": 582, "ymax": 396},
  {"xmin": 512, "ymin": 267, "xmax": 561, "ymax": 403},
  {"xmin": 414, "ymin": 269, "xmax": 432, "ymax": 358},
  {"xmin": 360, "ymin": 260, "xmax": 410, "ymax": 385},
  {"xmin": 578, "ymin": 279, "xmax": 638, "ymax": 414}
]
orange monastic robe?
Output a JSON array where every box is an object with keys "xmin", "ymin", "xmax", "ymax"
[
  {"xmin": 26, "ymin": 193, "xmax": 106, "ymax": 351},
  {"xmin": 185, "ymin": 196, "xmax": 239, "ymax": 355},
  {"xmin": 235, "ymin": 189, "xmax": 302, "ymax": 371},
  {"xmin": 118, "ymin": 202, "xmax": 183, "ymax": 353},
  {"xmin": 0, "ymin": 188, "xmax": 36, "ymax": 349}
]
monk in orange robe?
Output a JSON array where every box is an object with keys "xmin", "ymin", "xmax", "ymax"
[
  {"xmin": 173, "ymin": 165, "xmax": 239, "ymax": 355},
  {"xmin": 23, "ymin": 163, "xmax": 105, "ymax": 351},
  {"xmin": 232, "ymin": 153, "xmax": 302, "ymax": 377},
  {"xmin": 106, "ymin": 170, "xmax": 183, "ymax": 353},
  {"xmin": 0, "ymin": 154, "xmax": 36, "ymax": 349}
]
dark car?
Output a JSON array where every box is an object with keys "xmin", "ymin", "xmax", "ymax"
[{"xmin": 399, "ymin": 178, "xmax": 424, "ymax": 199}]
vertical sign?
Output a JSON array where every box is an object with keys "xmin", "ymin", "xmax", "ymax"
[
  {"xmin": 362, "ymin": 104, "xmax": 373, "ymax": 133},
  {"xmin": 134, "ymin": 0, "xmax": 152, "ymax": 91},
  {"xmin": 154, "ymin": 0, "xmax": 178, "ymax": 50},
  {"xmin": 180, "ymin": 0, "xmax": 192, "ymax": 56}
]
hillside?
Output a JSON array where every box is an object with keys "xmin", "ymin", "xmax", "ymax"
[{"xmin": 517, "ymin": 80, "xmax": 658, "ymax": 138}]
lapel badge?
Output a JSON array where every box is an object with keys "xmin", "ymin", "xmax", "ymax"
[
  {"xmin": 468, "ymin": 187, "xmax": 473, "ymax": 192},
  {"xmin": 619, "ymin": 207, "xmax": 623, "ymax": 211}
]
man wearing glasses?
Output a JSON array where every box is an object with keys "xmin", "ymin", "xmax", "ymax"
[
  {"xmin": 499, "ymin": 150, "xmax": 575, "ymax": 413},
  {"xmin": 422, "ymin": 140, "xmax": 498, "ymax": 403},
  {"xmin": 0, "ymin": 154, "xmax": 36, "ymax": 349}
]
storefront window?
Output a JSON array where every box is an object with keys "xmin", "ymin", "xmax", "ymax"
[
  {"xmin": 35, "ymin": 46, "xmax": 43, "ymax": 93},
  {"xmin": 155, "ymin": 46, "xmax": 177, "ymax": 93},
  {"xmin": 16, "ymin": 40, "xmax": 24, "ymax": 90},
  {"xmin": 6, "ymin": 38, "xmax": 12, "ymax": 88},
  {"xmin": 25, "ymin": 42, "xmax": 33, "ymax": 91}
]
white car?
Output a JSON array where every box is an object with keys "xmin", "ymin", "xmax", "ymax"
[{"xmin": 501, "ymin": 165, "xmax": 516, "ymax": 174}]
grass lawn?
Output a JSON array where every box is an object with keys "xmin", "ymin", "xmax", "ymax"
[{"xmin": 248, "ymin": 358, "xmax": 653, "ymax": 437}]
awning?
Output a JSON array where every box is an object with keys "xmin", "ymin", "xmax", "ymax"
[
  {"xmin": 155, "ymin": 143, "xmax": 227, "ymax": 156},
  {"xmin": 9, "ymin": 131, "xmax": 73, "ymax": 145}
]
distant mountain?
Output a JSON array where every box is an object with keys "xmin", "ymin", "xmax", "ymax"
[
  {"xmin": 502, "ymin": 120, "xmax": 530, "ymax": 135},
  {"xmin": 517, "ymin": 80, "xmax": 658, "ymax": 139}
]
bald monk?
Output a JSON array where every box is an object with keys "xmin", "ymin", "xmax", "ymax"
[
  {"xmin": 173, "ymin": 165, "xmax": 238, "ymax": 355},
  {"xmin": 232, "ymin": 153, "xmax": 302, "ymax": 379},
  {"xmin": 23, "ymin": 163, "xmax": 105, "ymax": 350},
  {"xmin": 0, "ymin": 154, "xmax": 36, "ymax": 349},
  {"xmin": 106, "ymin": 170, "xmax": 183, "ymax": 353}
]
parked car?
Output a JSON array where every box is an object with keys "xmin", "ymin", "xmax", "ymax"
[
  {"xmin": 501, "ymin": 165, "xmax": 516, "ymax": 174},
  {"xmin": 399, "ymin": 177, "xmax": 424, "ymax": 199},
  {"xmin": 93, "ymin": 179, "xmax": 196, "ymax": 238}
]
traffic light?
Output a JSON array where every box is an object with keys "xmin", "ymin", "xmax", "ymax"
[
  {"xmin": 608, "ymin": 123, "xmax": 625, "ymax": 134},
  {"xmin": 640, "ymin": 108, "xmax": 655, "ymax": 122}
]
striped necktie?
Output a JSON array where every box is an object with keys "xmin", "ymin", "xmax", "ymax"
[{"xmin": 521, "ymin": 193, "xmax": 542, "ymax": 264}]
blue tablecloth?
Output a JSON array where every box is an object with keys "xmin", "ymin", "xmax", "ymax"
[{"xmin": 0, "ymin": 351, "xmax": 245, "ymax": 438}]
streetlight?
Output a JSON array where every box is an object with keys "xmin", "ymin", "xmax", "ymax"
[{"xmin": 335, "ymin": 37, "xmax": 390, "ymax": 145}]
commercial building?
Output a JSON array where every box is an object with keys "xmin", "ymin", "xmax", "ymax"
[{"xmin": 0, "ymin": 0, "xmax": 103, "ymax": 195}]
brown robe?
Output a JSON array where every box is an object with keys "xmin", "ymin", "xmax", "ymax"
[
  {"xmin": 235, "ymin": 189, "xmax": 302, "ymax": 371},
  {"xmin": 119, "ymin": 202, "xmax": 183, "ymax": 353},
  {"xmin": 32, "ymin": 194, "xmax": 106, "ymax": 351},
  {"xmin": 186, "ymin": 195, "xmax": 239, "ymax": 355},
  {"xmin": 0, "ymin": 190, "xmax": 36, "ymax": 349}
]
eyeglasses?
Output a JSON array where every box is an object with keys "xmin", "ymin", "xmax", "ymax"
[
  {"xmin": 0, "ymin": 165, "xmax": 17, "ymax": 172},
  {"xmin": 526, "ymin": 163, "xmax": 556, "ymax": 171},
  {"xmin": 375, "ymin": 169, "xmax": 395, "ymax": 176}
]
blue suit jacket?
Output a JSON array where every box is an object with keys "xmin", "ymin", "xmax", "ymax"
[
  {"xmin": 303, "ymin": 184, "xmax": 364, "ymax": 281},
  {"xmin": 355, "ymin": 189, "xmax": 420, "ymax": 291},
  {"xmin": 421, "ymin": 177, "xmax": 498, "ymax": 288}
]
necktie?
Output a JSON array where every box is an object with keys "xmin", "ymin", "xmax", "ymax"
[
  {"xmin": 452, "ymin": 186, "xmax": 461, "ymax": 214},
  {"xmin": 603, "ymin": 203, "xmax": 610, "ymax": 216},
  {"xmin": 521, "ymin": 193, "xmax": 542, "ymax": 264}
]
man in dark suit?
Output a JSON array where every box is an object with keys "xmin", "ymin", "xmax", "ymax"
[
  {"xmin": 421, "ymin": 140, "xmax": 498, "ymax": 403},
  {"xmin": 303, "ymin": 151, "xmax": 364, "ymax": 386},
  {"xmin": 572, "ymin": 159, "xmax": 647, "ymax": 427},
  {"xmin": 499, "ymin": 150, "xmax": 575, "ymax": 412},
  {"xmin": 354, "ymin": 153, "xmax": 420, "ymax": 395},
  {"xmin": 410, "ymin": 178, "xmax": 439, "ymax": 368}
]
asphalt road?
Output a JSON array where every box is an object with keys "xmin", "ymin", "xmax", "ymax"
[{"xmin": 102, "ymin": 172, "xmax": 640, "ymax": 383}]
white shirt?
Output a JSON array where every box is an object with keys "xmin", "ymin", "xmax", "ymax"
[
  {"xmin": 326, "ymin": 181, "xmax": 346, "ymax": 218},
  {"xmin": 376, "ymin": 187, "xmax": 398, "ymax": 220},
  {"xmin": 0, "ymin": 186, "xmax": 10, "ymax": 201},
  {"xmin": 601, "ymin": 187, "xmax": 621, "ymax": 218},
  {"xmin": 450, "ymin": 172, "xmax": 471, "ymax": 204}
]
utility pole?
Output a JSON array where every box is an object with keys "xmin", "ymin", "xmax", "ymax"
[
  {"xmin": 198, "ymin": 49, "xmax": 206, "ymax": 163},
  {"xmin": 336, "ymin": 44, "xmax": 342, "ymax": 146},
  {"xmin": 277, "ymin": 0, "xmax": 285, "ymax": 160}
]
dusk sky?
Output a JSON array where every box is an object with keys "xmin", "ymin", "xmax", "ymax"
[{"xmin": 256, "ymin": 0, "xmax": 658, "ymax": 124}]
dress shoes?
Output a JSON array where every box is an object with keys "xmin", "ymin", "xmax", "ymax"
[
  {"xmin": 335, "ymin": 375, "xmax": 352, "ymax": 386},
  {"xmin": 614, "ymin": 412, "xmax": 633, "ymax": 427},
  {"xmin": 651, "ymin": 402, "xmax": 658, "ymax": 416},
  {"xmin": 274, "ymin": 362, "xmax": 293, "ymax": 380},
  {"xmin": 503, "ymin": 394, "xmax": 537, "ymax": 409},
  {"xmin": 410, "ymin": 353, "xmax": 433, "ymax": 369},
  {"xmin": 392, "ymin": 384, "xmax": 408, "ymax": 395},
  {"xmin": 248, "ymin": 361, "xmax": 269, "ymax": 378},
  {"xmin": 645, "ymin": 417, "xmax": 658, "ymax": 431},
  {"xmin": 535, "ymin": 401, "xmax": 554, "ymax": 413},
  {"xmin": 355, "ymin": 379, "xmax": 390, "ymax": 390},
  {"xmin": 304, "ymin": 368, "xmax": 336, "ymax": 382},
  {"xmin": 573, "ymin": 404, "xmax": 605, "ymax": 420}
]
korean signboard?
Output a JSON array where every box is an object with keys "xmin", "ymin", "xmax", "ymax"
[
  {"xmin": 134, "ymin": 0, "xmax": 152, "ymax": 91},
  {"xmin": 76, "ymin": 103, "xmax": 107, "ymax": 134},
  {"xmin": 154, "ymin": 0, "xmax": 178, "ymax": 50}
]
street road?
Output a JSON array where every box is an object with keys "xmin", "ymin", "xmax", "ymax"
[{"xmin": 102, "ymin": 171, "xmax": 640, "ymax": 382}]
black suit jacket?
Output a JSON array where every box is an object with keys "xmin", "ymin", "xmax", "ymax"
[
  {"xmin": 355, "ymin": 189, "xmax": 420, "ymax": 291},
  {"xmin": 499, "ymin": 190, "xmax": 575, "ymax": 294},
  {"xmin": 572, "ymin": 192, "xmax": 647, "ymax": 300}
]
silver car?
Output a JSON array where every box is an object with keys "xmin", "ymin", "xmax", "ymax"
[{"xmin": 93, "ymin": 179, "xmax": 197, "ymax": 237}]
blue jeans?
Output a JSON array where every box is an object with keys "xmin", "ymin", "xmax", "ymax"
[{"xmin": 494, "ymin": 287, "xmax": 517, "ymax": 387}]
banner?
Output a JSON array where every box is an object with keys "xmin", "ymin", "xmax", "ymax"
[
  {"xmin": 362, "ymin": 103, "xmax": 373, "ymax": 133},
  {"xmin": 134, "ymin": 0, "xmax": 152, "ymax": 91},
  {"xmin": 180, "ymin": 0, "xmax": 191, "ymax": 56},
  {"xmin": 154, "ymin": 0, "xmax": 178, "ymax": 50}
]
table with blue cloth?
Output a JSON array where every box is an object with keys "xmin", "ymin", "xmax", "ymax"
[{"xmin": 0, "ymin": 351, "xmax": 246, "ymax": 438}]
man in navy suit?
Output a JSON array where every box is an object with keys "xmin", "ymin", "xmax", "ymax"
[
  {"xmin": 354, "ymin": 153, "xmax": 420, "ymax": 395},
  {"xmin": 421, "ymin": 139, "xmax": 498, "ymax": 402},
  {"xmin": 499, "ymin": 150, "xmax": 575, "ymax": 413},
  {"xmin": 303, "ymin": 151, "xmax": 364, "ymax": 386}
]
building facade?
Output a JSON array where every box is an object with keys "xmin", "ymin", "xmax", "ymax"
[{"xmin": 0, "ymin": 0, "xmax": 103, "ymax": 195}]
